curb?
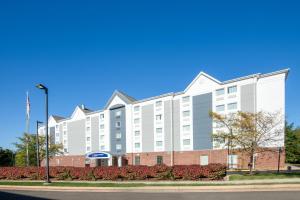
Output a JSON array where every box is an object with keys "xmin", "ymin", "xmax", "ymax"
[{"xmin": 1, "ymin": 184, "xmax": 300, "ymax": 193}]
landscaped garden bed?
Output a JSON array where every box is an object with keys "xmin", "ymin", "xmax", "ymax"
[{"xmin": 0, "ymin": 164, "xmax": 226, "ymax": 181}]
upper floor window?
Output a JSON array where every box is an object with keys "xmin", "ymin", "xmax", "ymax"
[
  {"xmin": 86, "ymin": 137, "xmax": 91, "ymax": 141},
  {"xmin": 100, "ymin": 135, "xmax": 105, "ymax": 140},
  {"xmin": 115, "ymin": 111, "xmax": 121, "ymax": 118},
  {"xmin": 183, "ymin": 125, "xmax": 190, "ymax": 132},
  {"xmin": 182, "ymin": 96, "xmax": 190, "ymax": 103},
  {"xmin": 116, "ymin": 132, "xmax": 122, "ymax": 139},
  {"xmin": 134, "ymin": 131, "xmax": 140, "ymax": 136},
  {"xmin": 216, "ymin": 88, "xmax": 225, "ymax": 96},
  {"xmin": 134, "ymin": 156, "xmax": 140, "ymax": 165},
  {"xmin": 156, "ymin": 141, "xmax": 163, "ymax": 147},
  {"xmin": 156, "ymin": 101, "xmax": 162, "ymax": 107},
  {"xmin": 115, "ymin": 121, "xmax": 121, "ymax": 128},
  {"xmin": 86, "ymin": 146, "xmax": 91, "ymax": 152},
  {"xmin": 86, "ymin": 127, "xmax": 91, "ymax": 132},
  {"xmin": 86, "ymin": 117, "xmax": 91, "ymax": 121},
  {"xmin": 156, "ymin": 114, "xmax": 162, "ymax": 121},
  {"xmin": 116, "ymin": 144, "xmax": 122, "ymax": 150},
  {"xmin": 216, "ymin": 104, "xmax": 225, "ymax": 112},
  {"xmin": 100, "ymin": 145, "xmax": 105, "ymax": 151},
  {"xmin": 228, "ymin": 102, "xmax": 237, "ymax": 110},
  {"xmin": 134, "ymin": 142, "xmax": 140, "ymax": 148},
  {"xmin": 100, "ymin": 124, "xmax": 104, "ymax": 129},
  {"xmin": 55, "ymin": 125, "xmax": 59, "ymax": 129},
  {"xmin": 134, "ymin": 118, "xmax": 140, "ymax": 124},
  {"xmin": 100, "ymin": 114, "xmax": 104, "ymax": 119},
  {"xmin": 228, "ymin": 86, "xmax": 237, "ymax": 94},
  {"xmin": 156, "ymin": 128, "xmax": 163, "ymax": 134},
  {"xmin": 63, "ymin": 131, "xmax": 67, "ymax": 136},
  {"xmin": 182, "ymin": 110, "xmax": 190, "ymax": 117},
  {"xmin": 55, "ymin": 132, "xmax": 59, "ymax": 137},
  {"xmin": 134, "ymin": 106, "xmax": 140, "ymax": 112},
  {"xmin": 183, "ymin": 139, "xmax": 191, "ymax": 146}
]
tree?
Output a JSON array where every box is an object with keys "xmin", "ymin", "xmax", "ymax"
[
  {"xmin": 210, "ymin": 111, "xmax": 284, "ymax": 174},
  {"xmin": 14, "ymin": 133, "xmax": 63, "ymax": 167},
  {"xmin": 0, "ymin": 147, "xmax": 15, "ymax": 166},
  {"xmin": 285, "ymin": 122, "xmax": 300, "ymax": 164}
]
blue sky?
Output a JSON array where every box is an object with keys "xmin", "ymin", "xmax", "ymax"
[{"xmin": 0, "ymin": 0, "xmax": 299, "ymax": 149}]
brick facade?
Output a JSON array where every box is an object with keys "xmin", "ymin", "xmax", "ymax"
[{"xmin": 43, "ymin": 148, "xmax": 285, "ymax": 170}]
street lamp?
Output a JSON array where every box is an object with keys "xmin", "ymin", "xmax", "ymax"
[
  {"xmin": 36, "ymin": 84, "xmax": 51, "ymax": 184},
  {"xmin": 277, "ymin": 147, "xmax": 282, "ymax": 174},
  {"xmin": 36, "ymin": 121, "xmax": 43, "ymax": 167}
]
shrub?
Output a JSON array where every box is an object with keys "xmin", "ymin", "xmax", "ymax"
[{"xmin": 0, "ymin": 163, "xmax": 226, "ymax": 181}]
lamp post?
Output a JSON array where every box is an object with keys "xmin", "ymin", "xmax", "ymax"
[
  {"xmin": 36, "ymin": 84, "xmax": 51, "ymax": 184},
  {"xmin": 277, "ymin": 147, "xmax": 282, "ymax": 174},
  {"xmin": 36, "ymin": 121, "xmax": 43, "ymax": 167}
]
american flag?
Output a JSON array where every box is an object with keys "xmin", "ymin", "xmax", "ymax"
[{"xmin": 26, "ymin": 91, "xmax": 30, "ymax": 120}]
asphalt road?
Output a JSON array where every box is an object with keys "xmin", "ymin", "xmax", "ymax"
[{"xmin": 0, "ymin": 190, "xmax": 300, "ymax": 200}]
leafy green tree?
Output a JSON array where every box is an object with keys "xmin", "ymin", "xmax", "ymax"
[
  {"xmin": 285, "ymin": 122, "xmax": 300, "ymax": 164},
  {"xmin": 14, "ymin": 133, "xmax": 63, "ymax": 167},
  {"xmin": 0, "ymin": 147, "xmax": 15, "ymax": 166}
]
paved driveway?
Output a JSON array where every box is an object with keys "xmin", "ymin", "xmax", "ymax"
[{"xmin": 1, "ymin": 190, "xmax": 300, "ymax": 200}]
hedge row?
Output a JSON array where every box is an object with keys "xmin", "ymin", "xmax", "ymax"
[{"xmin": 0, "ymin": 164, "xmax": 226, "ymax": 181}]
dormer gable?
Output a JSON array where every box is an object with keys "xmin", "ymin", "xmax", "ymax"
[
  {"xmin": 184, "ymin": 71, "xmax": 221, "ymax": 95},
  {"xmin": 104, "ymin": 90, "xmax": 136, "ymax": 109}
]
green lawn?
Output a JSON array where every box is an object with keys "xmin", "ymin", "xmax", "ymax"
[{"xmin": 229, "ymin": 173, "xmax": 300, "ymax": 181}]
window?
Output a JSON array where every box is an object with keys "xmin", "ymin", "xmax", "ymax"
[
  {"xmin": 63, "ymin": 140, "xmax": 67, "ymax": 144},
  {"xmin": 156, "ymin": 128, "xmax": 163, "ymax": 134},
  {"xmin": 100, "ymin": 135, "xmax": 105, "ymax": 140},
  {"xmin": 116, "ymin": 144, "xmax": 122, "ymax": 150},
  {"xmin": 228, "ymin": 155, "xmax": 238, "ymax": 169},
  {"xmin": 116, "ymin": 132, "xmax": 122, "ymax": 139},
  {"xmin": 100, "ymin": 124, "xmax": 104, "ymax": 129},
  {"xmin": 134, "ymin": 142, "xmax": 140, "ymax": 148},
  {"xmin": 115, "ymin": 111, "xmax": 121, "ymax": 117},
  {"xmin": 182, "ymin": 96, "xmax": 190, "ymax": 103},
  {"xmin": 115, "ymin": 121, "xmax": 121, "ymax": 128},
  {"xmin": 182, "ymin": 110, "xmax": 190, "ymax": 117},
  {"xmin": 228, "ymin": 102, "xmax": 237, "ymax": 110},
  {"xmin": 63, "ymin": 122, "xmax": 67, "ymax": 127},
  {"xmin": 55, "ymin": 132, "xmax": 59, "ymax": 137},
  {"xmin": 56, "ymin": 125, "xmax": 59, "ymax": 129},
  {"xmin": 183, "ymin": 139, "xmax": 190, "ymax": 146},
  {"xmin": 156, "ymin": 101, "xmax": 162, "ymax": 107},
  {"xmin": 86, "ymin": 137, "xmax": 91, "ymax": 141},
  {"xmin": 156, "ymin": 141, "xmax": 163, "ymax": 147},
  {"xmin": 100, "ymin": 114, "xmax": 104, "ymax": 119},
  {"xmin": 134, "ymin": 106, "xmax": 140, "ymax": 112},
  {"xmin": 63, "ymin": 131, "xmax": 67, "ymax": 136},
  {"xmin": 156, "ymin": 114, "xmax": 162, "ymax": 121},
  {"xmin": 100, "ymin": 145, "xmax": 105, "ymax": 151},
  {"xmin": 134, "ymin": 156, "xmax": 140, "ymax": 165},
  {"xmin": 156, "ymin": 156, "xmax": 163, "ymax": 165},
  {"xmin": 134, "ymin": 118, "xmax": 140, "ymax": 124},
  {"xmin": 86, "ymin": 117, "xmax": 91, "ymax": 121},
  {"xmin": 216, "ymin": 88, "xmax": 225, "ymax": 96},
  {"xmin": 183, "ymin": 125, "xmax": 190, "ymax": 132},
  {"xmin": 216, "ymin": 105, "xmax": 225, "ymax": 112},
  {"xmin": 86, "ymin": 146, "xmax": 91, "ymax": 151},
  {"xmin": 228, "ymin": 86, "xmax": 237, "ymax": 94},
  {"xmin": 86, "ymin": 127, "xmax": 90, "ymax": 132},
  {"xmin": 134, "ymin": 131, "xmax": 140, "ymax": 136},
  {"xmin": 64, "ymin": 148, "xmax": 68, "ymax": 153},
  {"xmin": 200, "ymin": 155, "xmax": 209, "ymax": 166}
]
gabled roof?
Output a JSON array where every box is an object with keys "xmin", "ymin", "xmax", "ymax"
[
  {"xmin": 104, "ymin": 90, "xmax": 136, "ymax": 109},
  {"xmin": 52, "ymin": 115, "xmax": 65, "ymax": 122},
  {"xmin": 184, "ymin": 71, "xmax": 221, "ymax": 93}
]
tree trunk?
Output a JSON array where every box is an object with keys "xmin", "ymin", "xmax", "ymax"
[{"xmin": 249, "ymin": 155, "xmax": 253, "ymax": 175}]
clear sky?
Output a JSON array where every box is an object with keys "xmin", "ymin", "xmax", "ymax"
[{"xmin": 0, "ymin": 0, "xmax": 299, "ymax": 149}]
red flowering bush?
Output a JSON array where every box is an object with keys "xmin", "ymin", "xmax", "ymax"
[{"xmin": 0, "ymin": 163, "xmax": 226, "ymax": 181}]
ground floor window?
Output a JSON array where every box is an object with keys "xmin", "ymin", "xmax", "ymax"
[
  {"xmin": 156, "ymin": 156, "xmax": 163, "ymax": 165},
  {"xmin": 200, "ymin": 155, "xmax": 209, "ymax": 166},
  {"xmin": 228, "ymin": 154, "xmax": 238, "ymax": 169},
  {"xmin": 134, "ymin": 156, "xmax": 140, "ymax": 165}
]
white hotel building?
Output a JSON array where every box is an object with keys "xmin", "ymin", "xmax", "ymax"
[{"xmin": 39, "ymin": 68, "xmax": 289, "ymax": 169}]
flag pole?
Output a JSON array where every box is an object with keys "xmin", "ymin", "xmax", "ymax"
[{"xmin": 26, "ymin": 91, "xmax": 30, "ymax": 166}]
